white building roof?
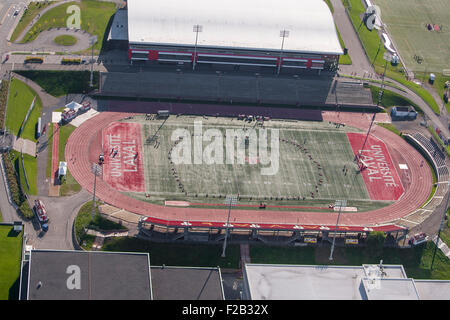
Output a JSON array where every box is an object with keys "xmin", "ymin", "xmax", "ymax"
[
  {"xmin": 127, "ymin": 0, "xmax": 343, "ymax": 55},
  {"xmin": 243, "ymin": 264, "xmax": 450, "ymax": 300}
]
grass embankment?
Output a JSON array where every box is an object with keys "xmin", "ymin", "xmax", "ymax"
[
  {"xmin": 0, "ymin": 79, "xmax": 9, "ymax": 128},
  {"xmin": 75, "ymin": 201, "xmax": 127, "ymax": 250},
  {"xmin": 342, "ymin": 0, "xmax": 441, "ymax": 115},
  {"xmin": 1, "ymin": 153, "xmax": 33, "ymax": 219},
  {"xmin": 251, "ymin": 241, "xmax": 450, "ymax": 279},
  {"xmin": 441, "ymin": 209, "xmax": 450, "ymax": 248},
  {"xmin": 21, "ymin": 0, "xmax": 116, "ymax": 54},
  {"xmin": 10, "ymin": 150, "xmax": 37, "ymax": 196},
  {"xmin": 58, "ymin": 124, "xmax": 81, "ymax": 196},
  {"xmin": 369, "ymin": 85, "xmax": 421, "ymax": 111},
  {"xmin": 54, "ymin": 34, "xmax": 77, "ymax": 46},
  {"xmin": 427, "ymin": 126, "xmax": 450, "ymax": 157},
  {"xmin": 0, "ymin": 225, "xmax": 23, "ymax": 300},
  {"xmin": 101, "ymin": 236, "xmax": 449, "ymax": 278},
  {"xmin": 10, "ymin": 1, "xmax": 54, "ymax": 43},
  {"xmin": 102, "ymin": 237, "xmax": 240, "ymax": 269},
  {"xmin": 5, "ymin": 78, "xmax": 42, "ymax": 142},
  {"xmin": 15, "ymin": 70, "xmax": 99, "ymax": 97},
  {"xmin": 415, "ymin": 72, "xmax": 450, "ymax": 113}
]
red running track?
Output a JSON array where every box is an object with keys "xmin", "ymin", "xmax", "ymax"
[
  {"xmin": 51, "ymin": 123, "xmax": 59, "ymax": 184},
  {"xmin": 66, "ymin": 111, "xmax": 432, "ymax": 231}
]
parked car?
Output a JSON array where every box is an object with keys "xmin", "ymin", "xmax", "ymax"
[{"xmin": 409, "ymin": 232, "xmax": 428, "ymax": 246}]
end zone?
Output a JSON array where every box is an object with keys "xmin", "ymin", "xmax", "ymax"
[
  {"xmin": 347, "ymin": 132, "xmax": 404, "ymax": 201},
  {"xmin": 102, "ymin": 122, "xmax": 145, "ymax": 193}
]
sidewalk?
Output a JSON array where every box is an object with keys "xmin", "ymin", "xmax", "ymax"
[{"xmin": 432, "ymin": 235, "xmax": 450, "ymax": 259}]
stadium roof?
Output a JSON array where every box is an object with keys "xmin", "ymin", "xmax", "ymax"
[{"xmin": 127, "ymin": 0, "xmax": 343, "ymax": 55}]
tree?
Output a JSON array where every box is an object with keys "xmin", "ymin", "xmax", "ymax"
[{"xmin": 366, "ymin": 231, "xmax": 386, "ymax": 257}]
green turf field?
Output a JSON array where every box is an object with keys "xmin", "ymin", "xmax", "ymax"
[
  {"xmin": 372, "ymin": 0, "xmax": 450, "ymax": 73},
  {"xmin": 0, "ymin": 225, "xmax": 23, "ymax": 300},
  {"xmin": 124, "ymin": 116, "xmax": 372, "ymax": 203}
]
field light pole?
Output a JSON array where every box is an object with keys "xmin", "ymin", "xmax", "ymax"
[
  {"xmin": 221, "ymin": 195, "xmax": 238, "ymax": 258},
  {"xmin": 329, "ymin": 199, "xmax": 347, "ymax": 261},
  {"xmin": 358, "ymin": 52, "xmax": 391, "ymax": 159},
  {"xmin": 431, "ymin": 180, "xmax": 450, "ymax": 271},
  {"xmin": 91, "ymin": 162, "xmax": 102, "ymax": 220},
  {"xmin": 277, "ymin": 30, "xmax": 289, "ymax": 75},
  {"xmin": 192, "ymin": 24, "xmax": 203, "ymax": 71}
]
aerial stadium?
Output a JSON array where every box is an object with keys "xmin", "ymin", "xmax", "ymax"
[
  {"xmin": 65, "ymin": 104, "xmax": 437, "ymax": 244},
  {"xmin": 72, "ymin": 0, "xmax": 441, "ymax": 244}
]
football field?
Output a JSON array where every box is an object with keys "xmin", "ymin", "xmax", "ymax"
[
  {"xmin": 372, "ymin": 0, "xmax": 450, "ymax": 72},
  {"xmin": 120, "ymin": 116, "xmax": 371, "ymax": 201}
]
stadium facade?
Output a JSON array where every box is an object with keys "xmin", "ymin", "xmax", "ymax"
[{"xmin": 125, "ymin": 0, "xmax": 343, "ymax": 71}]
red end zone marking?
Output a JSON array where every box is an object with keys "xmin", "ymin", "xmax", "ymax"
[
  {"xmin": 347, "ymin": 132, "xmax": 404, "ymax": 201},
  {"xmin": 103, "ymin": 122, "xmax": 145, "ymax": 193}
]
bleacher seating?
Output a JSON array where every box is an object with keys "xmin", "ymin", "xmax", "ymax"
[{"xmin": 412, "ymin": 133, "xmax": 447, "ymax": 178}]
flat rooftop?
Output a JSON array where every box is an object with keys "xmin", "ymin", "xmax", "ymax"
[
  {"xmin": 414, "ymin": 280, "xmax": 450, "ymax": 300},
  {"xmin": 150, "ymin": 266, "xmax": 224, "ymax": 300},
  {"xmin": 244, "ymin": 264, "xmax": 408, "ymax": 300},
  {"xmin": 27, "ymin": 250, "xmax": 152, "ymax": 300},
  {"xmin": 127, "ymin": 0, "xmax": 343, "ymax": 55}
]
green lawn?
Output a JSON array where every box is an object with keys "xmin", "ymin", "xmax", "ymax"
[
  {"xmin": 336, "ymin": 27, "xmax": 352, "ymax": 65},
  {"xmin": 53, "ymin": 34, "xmax": 77, "ymax": 46},
  {"xmin": 441, "ymin": 209, "xmax": 450, "ymax": 248},
  {"xmin": 376, "ymin": 123, "xmax": 401, "ymax": 136},
  {"xmin": 0, "ymin": 225, "xmax": 23, "ymax": 300},
  {"xmin": 10, "ymin": 1, "xmax": 54, "ymax": 43},
  {"xmin": 369, "ymin": 85, "xmax": 422, "ymax": 112},
  {"xmin": 21, "ymin": 0, "xmax": 116, "ymax": 54},
  {"xmin": 58, "ymin": 124, "xmax": 81, "ymax": 196},
  {"xmin": 16, "ymin": 71, "xmax": 99, "ymax": 97},
  {"xmin": 75, "ymin": 201, "xmax": 127, "ymax": 250},
  {"xmin": 342, "ymin": 0, "xmax": 441, "ymax": 115},
  {"xmin": 10, "ymin": 150, "xmax": 37, "ymax": 196},
  {"xmin": 102, "ymin": 237, "xmax": 240, "ymax": 269},
  {"xmin": 6, "ymin": 78, "xmax": 42, "ymax": 142},
  {"xmin": 415, "ymin": 72, "xmax": 450, "ymax": 113}
]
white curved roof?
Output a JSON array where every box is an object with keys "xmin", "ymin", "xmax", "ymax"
[{"xmin": 127, "ymin": 0, "xmax": 343, "ymax": 55}]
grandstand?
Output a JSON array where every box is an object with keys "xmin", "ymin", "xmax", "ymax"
[
  {"xmin": 122, "ymin": 0, "xmax": 342, "ymax": 71},
  {"xmin": 396, "ymin": 132, "xmax": 448, "ymax": 230}
]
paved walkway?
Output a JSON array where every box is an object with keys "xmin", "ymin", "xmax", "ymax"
[
  {"xmin": 13, "ymin": 0, "xmax": 79, "ymax": 43},
  {"xmin": 12, "ymin": 136, "xmax": 36, "ymax": 156},
  {"xmin": 331, "ymin": 0, "xmax": 374, "ymax": 76}
]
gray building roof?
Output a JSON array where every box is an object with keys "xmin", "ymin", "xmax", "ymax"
[
  {"xmin": 150, "ymin": 266, "xmax": 224, "ymax": 300},
  {"xmin": 243, "ymin": 263, "xmax": 450, "ymax": 300},
  {"xmin": 26, "ymin": 250, "xmax": 152, "ymax": 300}
]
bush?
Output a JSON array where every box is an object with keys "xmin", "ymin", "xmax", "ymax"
[
  {"xmin": 0, "ymin": 80, "xmax": 9, "ymax": 129},
  {"xmin": 1, "ymin": 153, "xmax": 33, "ymax": 219},
  {"xmin": 366, "ymin": 231, "xmax": 386, "ymax": 256},
  {"xmin": 61, "ymin": 58, "xmax": 81, "ymax": 65},
  {"xmin": 24, "ymin": 56, "xmax": 43, "ymax": 63}
]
